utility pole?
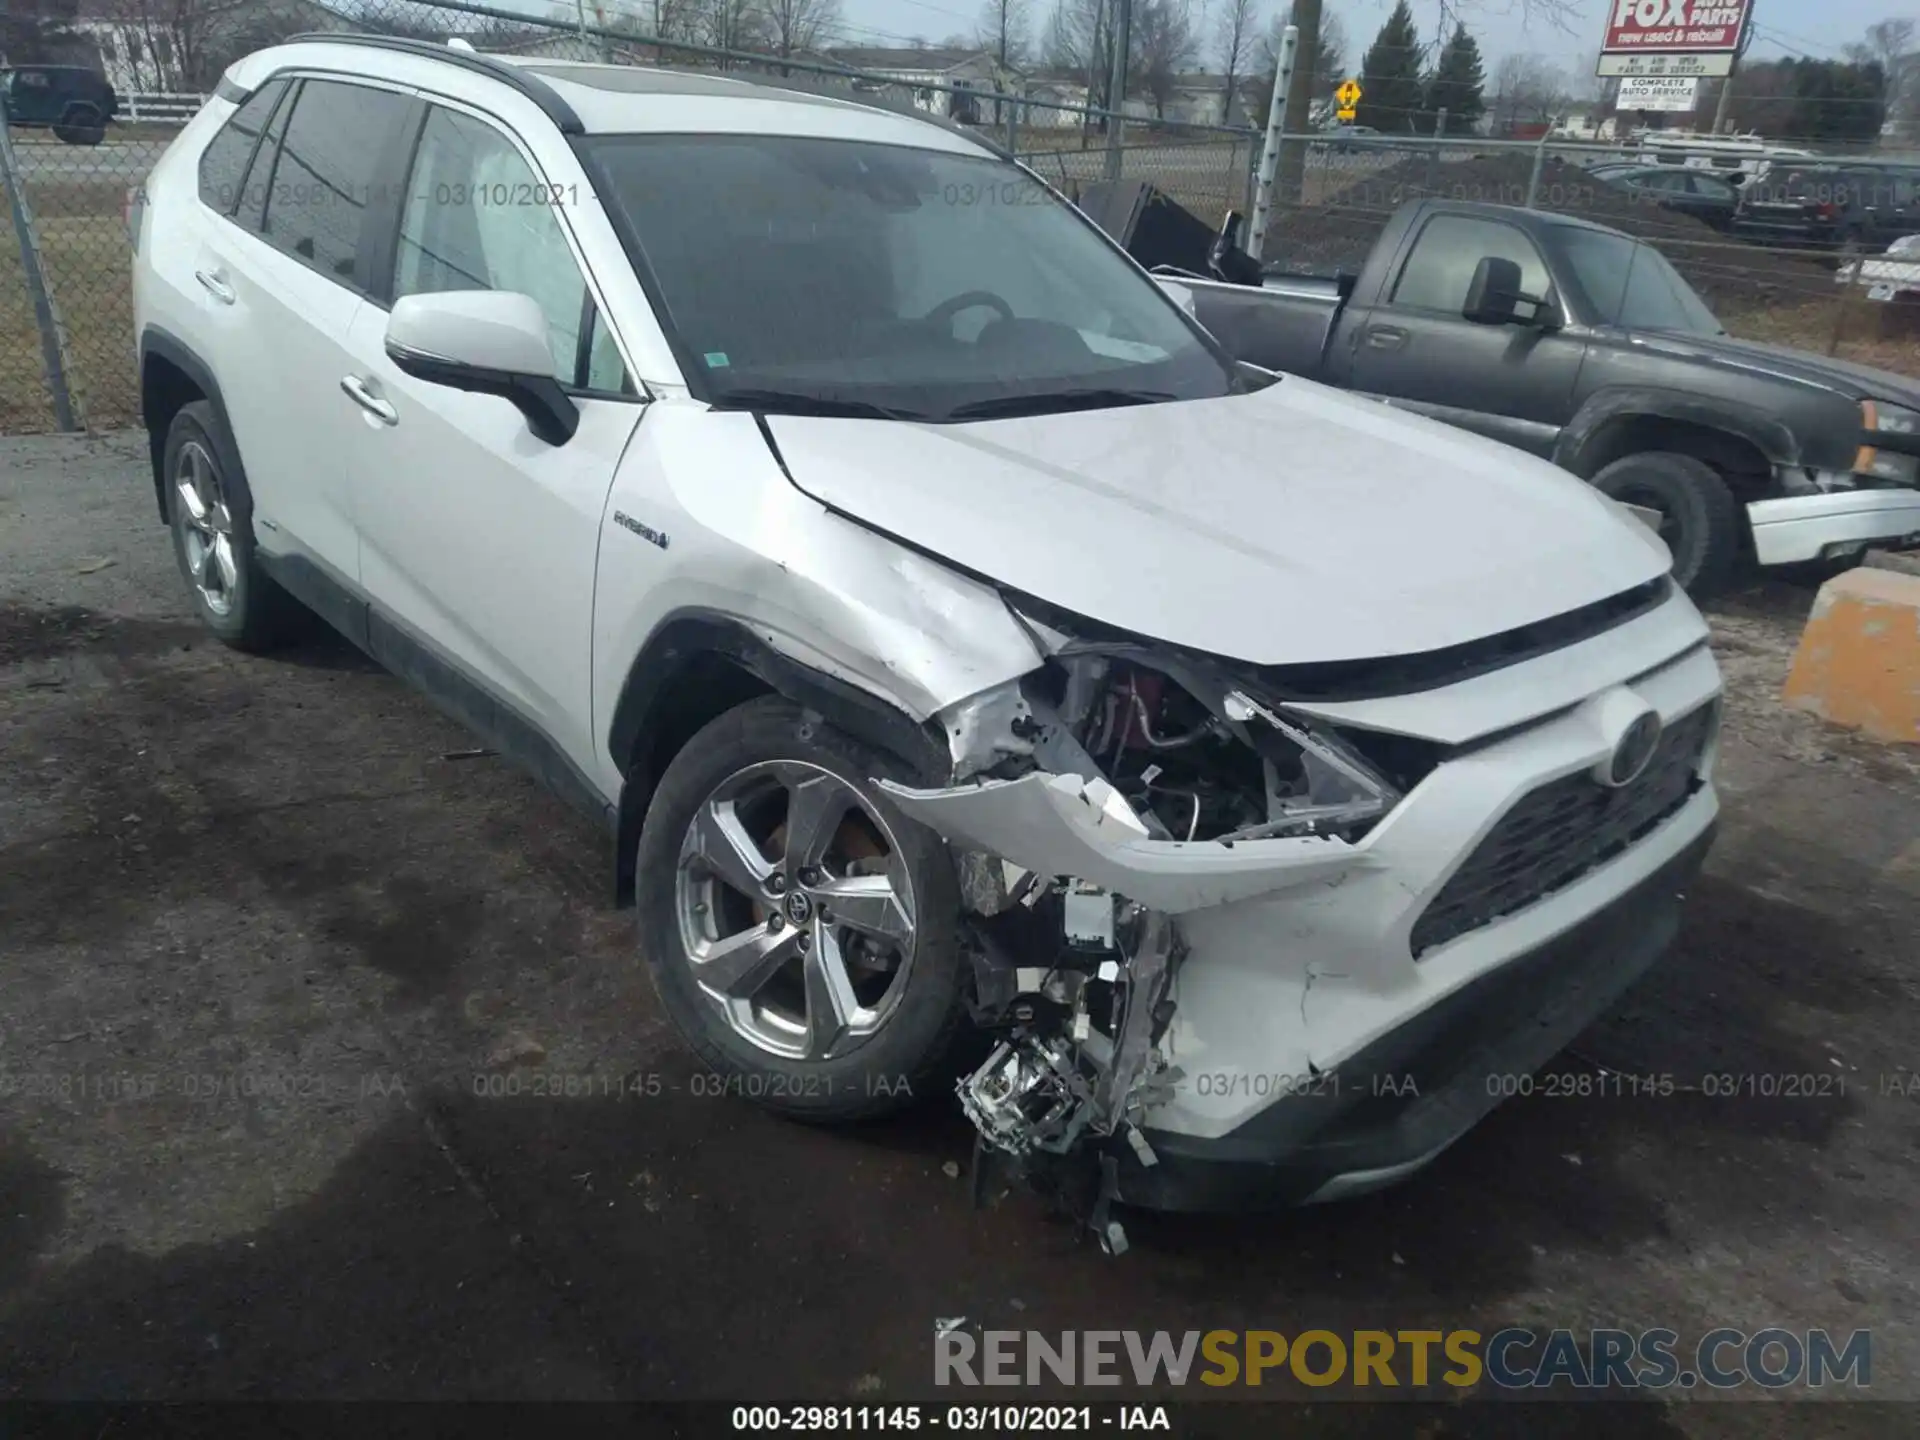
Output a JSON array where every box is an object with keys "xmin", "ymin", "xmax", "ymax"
[
  {"xmin": 1104, "ymin": 0, "xmax": 1134, "ymax": 179},
  {"xmin": 1711, "ymin": 10, "xmax": 1755, "ymax": 134},
  {"xmin": 1277, "ymin": 0, "xmax": 1323, "ymax": 204}
]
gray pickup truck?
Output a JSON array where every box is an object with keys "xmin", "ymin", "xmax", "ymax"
[{"xmin": 1094, "ymin": 189, "xmax": 1920, "ymax": 594}]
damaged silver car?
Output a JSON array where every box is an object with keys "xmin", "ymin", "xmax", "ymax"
[
  {"xmin": 590, "ymin": 104, "xmax": 1721, "ymax": 1237},
  {"xmin": 142, "ymin": 47, "xmax": 1718, "ymax": 1235}
]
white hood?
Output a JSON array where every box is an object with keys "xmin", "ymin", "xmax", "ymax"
[{"xmin": 766, "ymin": 378, "xmax": 1671, "ymax": 667}]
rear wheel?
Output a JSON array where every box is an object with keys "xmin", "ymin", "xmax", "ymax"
[
  {"xmin": 636, "ymin": 697, "xmax": 968, "ymax": 1120},
  {"xmin": 53, "ymin": 103, "xmax": 105, "ymax": 146},
  {"xmin": 164, "ymin": 402, "xmax": 303, "ymax": 651},
  {"xmin": 1590, "ymin": 450, "xmax": 1744, "ymax": 598}
]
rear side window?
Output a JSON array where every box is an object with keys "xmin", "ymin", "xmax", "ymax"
[
  {"xmin": 1391, "ymin": 214, "xmax": 1551, "ymax": 314},
  {"xmin": 196, "ymin": 78, "xmax": 287, "ymax": 216},
  {"xmin": 259, "ymin": 78, "xmax": 413, "ymax": 290}
]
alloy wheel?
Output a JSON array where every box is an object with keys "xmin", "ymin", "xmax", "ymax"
[
  {"xmin": 174, "ymin": 440, "xmax": 238, "ymax": 617},
  {"xmin": 673, "ymin": 759, "xmax": 918, "ymax": 1061}
]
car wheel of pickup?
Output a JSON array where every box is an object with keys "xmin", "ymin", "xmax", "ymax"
[
  {"xmin": 636, "ymin": 696, "xmax": 968, "ymax": 1120},
  {"xmin": 1591, "ymin": 451, "xmax": 1742, "ymax": 598},
  {"xmin": 164, "ymin": 402, "xmax": 303, "ymax": 652}
]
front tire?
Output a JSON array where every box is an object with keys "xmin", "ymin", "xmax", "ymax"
[
  {"xmin": 635, "ymin": 696, "xmax": 968, "ymax": 1121},
  {"xmin": 164, "ymin": 401, "xmax": 302, "ymax": 652},
  {"xmin": 1590, "ymin": 450, "xmax": 1743, "ymax": 598}
]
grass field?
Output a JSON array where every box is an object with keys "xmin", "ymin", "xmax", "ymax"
[{"xmin": 3, "ymin": 162, "xmax": 1915, "ymax": 439}]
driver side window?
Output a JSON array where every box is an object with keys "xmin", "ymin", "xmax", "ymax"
[
  {"xmin": 1391, "ymin": 214, "xmax": 1551, "ymax": 315},
  {"xmin": 394, "ymin": 106, "xmax": 628, "ymax": 394}
]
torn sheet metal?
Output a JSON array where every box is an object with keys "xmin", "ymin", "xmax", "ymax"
[{"xmin": 878, "ymin": 771, "xmax": 1368, "ymax": 914}]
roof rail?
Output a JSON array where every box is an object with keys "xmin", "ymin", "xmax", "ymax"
[{"xmin": 278, "ymin": 31, "xmax": 583, "ymax": 134}]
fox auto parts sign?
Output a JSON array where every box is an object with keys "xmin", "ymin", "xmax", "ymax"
[{"xmin": 1603, "ymin": 0, "xmax": 1750, "ymax": 54}]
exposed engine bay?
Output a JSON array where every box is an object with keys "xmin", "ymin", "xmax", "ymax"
[{"xmin": 916, "ymin": 629, "xmax": 1436, "ymax": 1251}]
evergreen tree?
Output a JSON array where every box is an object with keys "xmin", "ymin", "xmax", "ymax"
[
  {"xmin": 1355, "ymin": 0, "xmax": 1425, "ymax": 135},
  {"xmin": 1423, "ymin": 23, "xmax": 1486, "ymax": 135}
]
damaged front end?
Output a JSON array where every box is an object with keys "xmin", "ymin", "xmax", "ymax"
[{"xmin": 879, "ymin": 622, "xmax": 1427, "ymax": 1251}]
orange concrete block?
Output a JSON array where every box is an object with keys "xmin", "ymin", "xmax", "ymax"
[{"xmin": 1782, "ymin": 567, "xmax": 1920, "ymax": 746}]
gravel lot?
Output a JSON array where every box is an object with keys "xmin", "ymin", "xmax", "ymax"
[{"xmin": 2, "ymin": 432, "xmax": 1918, "ymax": 1430}]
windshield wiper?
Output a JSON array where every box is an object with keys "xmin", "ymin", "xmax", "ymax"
[
  {"xmin": 943, "ymin": 389, "xmax": 1179, "ymax": 422},
  {"xmin": 710, "ymin": 388, "xmax": 925, "ymax": 422}
]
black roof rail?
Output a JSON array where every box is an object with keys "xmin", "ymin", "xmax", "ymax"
[{"xmin": 278, "ymin": 32, "xmax": 583, "ymax": 134}]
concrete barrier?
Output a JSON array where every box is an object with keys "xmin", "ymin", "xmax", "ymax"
[{"xmin": 1782, "ymin": 566, "xmax": 1920, "ymax": 746}]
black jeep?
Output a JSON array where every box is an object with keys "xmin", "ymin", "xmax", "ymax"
[{"xmin": 1, "ymin": 65, "xmax": 118, "ymax": 146}]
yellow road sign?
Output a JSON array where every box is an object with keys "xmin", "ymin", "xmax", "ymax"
[
  {"xmin": 1335, "ymin": 107, "xmax": 1357, "ymax": 122},
  {"xmin": 1335, "ymin": 78, "xmax": 1362, "ymax": 110}
]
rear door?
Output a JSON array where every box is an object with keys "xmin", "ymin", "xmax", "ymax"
[
  {"xmin": 336, "ymin": 100, "xmax": 644, "ymax": 776},
  {"xmin": 1342, "ymin": 211, "xmax": 1586, "ymax": 457},
  {"xmin": 188, "ymin": 74, "xmax": 420, "ymax": 592}
]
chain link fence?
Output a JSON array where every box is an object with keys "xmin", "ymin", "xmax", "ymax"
[{"xmin": 2, "ymin": 0, "xmax": 1915, "ymax": 435}]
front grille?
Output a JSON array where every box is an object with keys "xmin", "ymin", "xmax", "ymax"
[{"xmin": 1410, "ymin": 704, "xmax": 1716, "ymax": 958}]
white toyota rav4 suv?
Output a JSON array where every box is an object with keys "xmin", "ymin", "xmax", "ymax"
[{"xmin": 132, "ymin": 35, "xmax": 1723, "ymax": 1226}]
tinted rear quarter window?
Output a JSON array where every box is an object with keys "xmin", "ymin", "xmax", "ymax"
[
  {"xmin": 196, "ymin": 78, "xmax": 287, "ymax": 216},
  {"xmin": 259, "ymin": 79, "xmax": 413, "ymax": 290}
]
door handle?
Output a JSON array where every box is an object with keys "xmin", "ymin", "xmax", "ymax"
[
  {"xmin": 339, "ymin": 375, "xmax": 398, "ymax": 426},
  {"xmin": 1365, "ymin": 325, "xmax": 1408, "ymax": 351},
  {"xmin": 194, "ymin": 268, "xmax": 235, "ymax": 305}
]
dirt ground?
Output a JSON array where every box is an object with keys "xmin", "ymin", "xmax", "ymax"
[{"xmin": 2, "ymin": 433, "xmax": 1918, "ymax": 1431}]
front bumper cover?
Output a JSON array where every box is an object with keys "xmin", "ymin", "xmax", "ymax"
[{"xmin": 1113, "ymin": 824, "xmax": 1714, "ymax": 1211}]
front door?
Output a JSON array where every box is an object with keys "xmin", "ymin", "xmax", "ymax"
[
  {"xmin": 337, "ymin": 101, "xmax": 644, "ymax": 776},
  {"xmin": 1344, "ymin": 211, "xmax": 1586, "ymax": 458}
]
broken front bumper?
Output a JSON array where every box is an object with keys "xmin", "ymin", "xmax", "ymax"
[
  {"xmin": 882, "ymin": 625, "xmax": 1722, "ymax": 1209},
  {"xmin": 1115, "ymin": 825, "xmax": 1713, "ymax": 1211}
]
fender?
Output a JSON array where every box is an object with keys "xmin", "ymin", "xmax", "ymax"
[
  {"xmin": 138, "ymin": 325, "xmax": 251, "ymax": 525},
  {"xmin": 607, "ymin": 611, "xmax": 946, "ymax": 906},
  {"xmin": 1552, "ymin": 387, "xmax": 1801, "ymax": 479}
]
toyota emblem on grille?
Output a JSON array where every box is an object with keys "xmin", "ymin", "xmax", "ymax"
[{"xmin": 1601, "ymin": 710, "xmax": 1663, "ymax": 788}]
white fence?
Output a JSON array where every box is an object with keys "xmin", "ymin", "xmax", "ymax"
[{"xmin": 120, "ymin": 93, "xmax": 208, "ymax": 126}]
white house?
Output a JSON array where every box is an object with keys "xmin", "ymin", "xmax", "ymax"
[{"xmin": 823, "ymin": 45, "xmax": 1021, "ymax": 124}]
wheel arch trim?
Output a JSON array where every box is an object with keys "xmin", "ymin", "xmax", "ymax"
[
  {"xmin": 1553, "ymin": 389, "xmax": 1799, "ymax": 479},
  {"xmin": 139, "ymin": 326, "xmax": 247, "ymax": 525},
  {"xmin": 608, "ymin": 611, "xmax": 944, "ymax": 907}
]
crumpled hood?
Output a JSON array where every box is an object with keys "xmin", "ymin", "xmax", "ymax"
[
  {"xmin": 1624, "ymin": 330, "xmax": 1920, "ymax": 408},
  {"xmin": 766, "ymin": 379, "xmax": 1669, "ymax": 667}
]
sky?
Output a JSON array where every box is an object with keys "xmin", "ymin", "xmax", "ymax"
[{"xmin": 823, "ymin": 0, "xmax": 1914, "ymax": 81}]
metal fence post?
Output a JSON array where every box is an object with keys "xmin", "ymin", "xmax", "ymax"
[
  {"xmin": 1829, "ymin": 254, "xmax": 1866, "ymax": 356},
  {"xmin": 1525, "ymin": 130, "xmax": 1548, "ymax": 209},
  {"xmin": 1248, "ymin": 26, "xmax": 1298, "ymax": 262},
  {"xmin": 1427, "ymin": 108, "xmax": 1446, "ymax": 190},
  {"xmin": 0, "ymin": 119, "xmax": 81, "ymax": 433},
  {"xmin": 1103, "ymin": 0, "xmax": 1134, "ymax": 181}
]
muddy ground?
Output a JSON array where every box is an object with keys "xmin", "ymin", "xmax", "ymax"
[{"xmin": 1, "ymin": 433, "xmax": 1917, "ymax": 1433}]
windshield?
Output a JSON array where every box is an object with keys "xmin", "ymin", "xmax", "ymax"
[
  {"xmin": 1552, "ymin": 226, "xmax": 1724, "ymax": 336},
  {"xmin": 581, "ymin": 134, "xmax": 1238, "ymax": 419}
]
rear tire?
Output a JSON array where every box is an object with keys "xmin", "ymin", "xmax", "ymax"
[
  {"xmin": 53, "ymin": 103, "xmax": 105, "ymax": 146},
  {"xmin": 1590, "ymin": 450, "xmax": 1744, "ymax": 598},
  {"xmin": 636, "ymin": 696, "xmax": 969, "ymax": 1121},
  {"xmin": 163, "ymin": 401, "xmax": 304, "ymax": 652}
]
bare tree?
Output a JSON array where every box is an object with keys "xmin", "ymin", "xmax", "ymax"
[
  {"xmin": 1489, "ymin": 51, "xmax": 1567, "ymax": 133},
  {"xmin": 1214, "ymin": 0, "xmax": 1259, "ymax": 125},
  {"xmin": 1847, "ymin": 18, "xmax": 1917, "ymax": 135},
  {"xmin": 978, "ymin": 0, "xmax": 1031, "ymax": 67},
  {"xmin": 1133, "ymin": 0, "xmax": 1199, "ymax": 117},
  {"xmin": 695, "ymin": 0, "xmax": 768, "ymax": 59},
  {"xmin": 764, "ymin": 0, "xmax": 841, "ymax": 65}
]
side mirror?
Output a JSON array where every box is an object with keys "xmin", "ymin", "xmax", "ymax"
[
  {"xmin": 384, "ymin": 290, "xmax": 579, "ymax": 446},
  {"xmin": 1462, "ymin": 256, "xmax": 1523, "ymax": 325}
]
